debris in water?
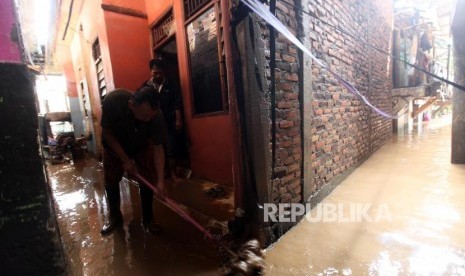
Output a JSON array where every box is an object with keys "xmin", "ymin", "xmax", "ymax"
[
  {"xmin": 135, "ymin": 173, "xmax": 265, "ymax": 275},
  {"xmin": 222, "ymin": 239, "xmax": 265, "ymax": 276}
]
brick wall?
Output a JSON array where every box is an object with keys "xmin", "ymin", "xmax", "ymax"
[
  {"xmin": 307, "ymin": 0, "xmax": 393, "ymax": 192},
  {"xmin": 271, "ymin": 1, "xmax": 303, "ymax": 205},
  {"xmin": 252, "ymin": 0, "xmax": 393, "ymax": 233}
]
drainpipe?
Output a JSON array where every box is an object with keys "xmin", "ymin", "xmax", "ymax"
[{"xmin": 62, "ymin": 0, "xmax": 74, "ymax": 40}]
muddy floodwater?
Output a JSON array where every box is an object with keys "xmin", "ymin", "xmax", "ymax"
[
  {"xmin": 48, "ymin": 159, "xmax": 223, "ymax": 275},
  {"xmin": 265, "ymin": 117, "xmax": 465, "ymax": 275},
  {"xmin": 48, "ymin": 116, "xmax": 465, "ymax": 275}
]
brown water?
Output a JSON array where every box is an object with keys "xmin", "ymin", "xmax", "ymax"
[
  {"xmin": 48, "ymin": 116, "xmax": 465, "ymax": 275},
  {"xmin": 48, "ymin": 158, "xmax": 223, "ymax": 275},
  {"xmin": 265, "ymin": 116, "xmax": 465, "ymax": 275}
]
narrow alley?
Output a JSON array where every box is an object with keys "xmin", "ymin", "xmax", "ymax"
[
  {"xmin": 265, "ymin": 116, "xmax": 465, "ymax": 275},
  {"xmin": 48, "ymin": 159, "xmax": 225, "ymax": 275},
  {"xmin": 2, "ymin": 0, "xmax": 465, "ymax": 275},
  {"xmin": 48, "ymin": 113, "xmax": 465, "ymax": 275}
]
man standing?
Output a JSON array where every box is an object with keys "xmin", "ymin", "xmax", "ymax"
[
  {"xmin": 141, "ymin": 59, "xmax": 184, "ymax": 182},
  {"xmin": 100, "ymin": 87, "xmax": 166, "ymax": 235}
]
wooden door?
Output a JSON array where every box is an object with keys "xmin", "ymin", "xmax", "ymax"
[
  {"xmin": 157, "ymin": 30, "xmax": 233, "ymax": 186},
  {"xmin": 182, "ymin": 3, "xmax": 233, "ymax": 186}
]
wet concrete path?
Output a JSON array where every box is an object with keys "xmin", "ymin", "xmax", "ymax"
[
  {"xmin": 265, "ymin": 117, "xmax": 465, "ymax": 275},
  {"xmin": 48, "ymin": 159, "xmax": 223, "ymax": 275}
]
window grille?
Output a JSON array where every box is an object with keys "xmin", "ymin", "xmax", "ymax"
[
  {"xmin": 184, "ymin": 0, "xmax": 210, "ymax": 20},
  {"xmin": 92, "ymin": 39, "xmax": 107, "ymax": 100},
  {"xmin": 152, "ymin": 11, "xmax": 175, "ymax": 47},
  {"xmin": 186, "ymin": 3, "xmax": 228, "ymax": 114}
]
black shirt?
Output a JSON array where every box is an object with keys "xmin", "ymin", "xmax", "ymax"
[
  {"xmin": 141, "ymin": 80, "xmax": 182, "ymax": 130},
  {"xmin": 101, "ymin": 89, "xmax": 165, "ymax": 157}
]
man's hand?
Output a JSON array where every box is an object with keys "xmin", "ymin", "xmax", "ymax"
[
  {"xmin": 122, "ymin": 158, "xmax": 138, "ymax": 176},
  {"xmin": 102, "ymin": 128, "xmax": 134, "ymax": 175}
]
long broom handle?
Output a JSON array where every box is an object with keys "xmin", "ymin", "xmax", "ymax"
[
  {"xmin": 135, "ymin": 173, "xmax": 216, "ymax": 240},
  {"xmin": 134, "ymin": 173, "xmax": 237, "ymax": 257}
]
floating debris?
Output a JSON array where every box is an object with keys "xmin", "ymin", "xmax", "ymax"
[
  {"xmin": 222, "ymin": 239, "xmax": 265, "ymax": 276},
  {"xmin": 135, "ymin": 174, "xmax": 265, "ymax": 276}
]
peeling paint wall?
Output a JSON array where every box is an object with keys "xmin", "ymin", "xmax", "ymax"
[
  {"xmin": 0, "ymin": 0, "xmax": 21, "ymax": 62},
  {"xmin": 0, "ymin": 64, "xmax": 67, "ymax": 275},
  {"xmin": 0, "ymin": 1, "xmax": 66, "ymax": 273},
  {"xmin": 103, "ymin": 10, "xmax": 151, "ymax": 90},
  {"xmin": 61, "ymin": 0, "xmax": 151, "ymax": 157}
]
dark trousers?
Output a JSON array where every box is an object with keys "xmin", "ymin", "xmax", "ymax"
[
  {"xmin": 165, "ymin": 128, "xmax": 189, "ymax": 175},
  {"xmin": 103, "ymin": 148, "xmax": 156, "ymax": 224}
]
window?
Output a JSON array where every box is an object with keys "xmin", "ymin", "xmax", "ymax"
[
  {"xmin": 184, "ymin": 0, "xmax": 210, "ymax": 20},
  {"xmin": 186, "ymin": 3, "xmax": 228, "ymax": 114},
  {"xmin": 92, "ymin": 39, "xmax": 107, "ymax": 101},
  {"xmin": 152, "ymin": 10, "xmax": 175, "ymax": 48}
]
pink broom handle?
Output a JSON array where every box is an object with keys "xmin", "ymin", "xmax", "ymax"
[{"xmin": 135, "ymin": 173, "xmax": 215, "ymax": 240}]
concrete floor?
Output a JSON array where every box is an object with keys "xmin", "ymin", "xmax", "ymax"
[
  {"xmin": 47, "ymin": 158, "xmax": 234, "ymax": 275},
  {"xmin": 265, "ymin": 116, "xmax": 465, "ymax": 275}
]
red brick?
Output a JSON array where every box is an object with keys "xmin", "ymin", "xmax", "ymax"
[
  {"xmin": 286, "ymin": 110, "xmax": 298, "ymax": 120},
  {"xmin": 286, "ymin": 73, "xmax": 299, "ymax": 81},
  {"xmin": 278, "ymin": 140, "xmax": 293, "ymax": 147},
  {"xmin": 277, "ymin": 82, "xmax": 293, "ymax": 91},
  {"xmin": 288, "ymin": 164, "xmax": 300, "ymax": 172},
  {"xmin": 280, "ymin": 193, "xmax": 293, "ymax": 203},
  {"xmin": 277, "ymin": 101, "xmax": 292, "ymax": 109},
  {"xmin": 288, "ymin": 46, "xmax": 297, "ymax": 54},
  {"xmin": 287, "ymin": 128, "xmax": 300, "ymax": 137},
  {"xmin": 314, "ymin": 108, "xmax": 324, "ymax": 115},
  {"xmin": 276, "ymin": 1, "xmax": 289, "ymax": 14},
  {"xmin": 282, "ymin": 54, "xmax": 296, "ymax": 63},
  {"xmin": 289, "ymin": 180, "xmax": 300, "ymax": 190},
  {"xmin": 291, "ymin": 195, "xmax": 302, "ymax": 204},
  {"xmin": 279, "ymin": 120, "xmax": 294, "ymax": 129},
  {"xmin": 282, "ymin": 174, "xmax": 295, "ymax": 184},
  {"xmin": 284, "ymin": 93, "xmax": 298, "ymax": 100}
]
